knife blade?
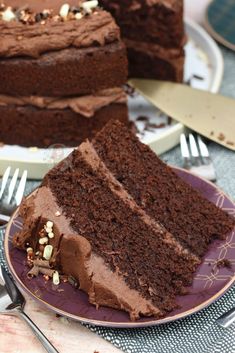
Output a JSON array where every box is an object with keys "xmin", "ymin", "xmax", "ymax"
[{"xmin": 129, "ymin": 79, "xmax": 235, "ymax": 151}]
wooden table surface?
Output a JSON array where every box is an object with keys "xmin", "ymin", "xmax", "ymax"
[{"xmin": 0, "ymin": 294, "xmax": 124, "ymax": 353}]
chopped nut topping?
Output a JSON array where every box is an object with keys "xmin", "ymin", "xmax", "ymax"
[
  {"xmin": 46, "ymin": 221, "xmax": 54, "ymax": 228},
  {"xmin": 82, "ymin": 0, "xmax": 98, "ymax": 13},
  {"xmin": 55, "ymin": 211, "xmax": 61, "ymax": 217},
  {"xmin": 0, "ymin": 1, "xmax": 99, "ymax": 23},
  {"xmin": 59, "ymin": 3, "xmax": 70, "ymax": 19},
  {"xmin": 53, "ymin": 271, "xmax": 60, "ymax": 285},
  {"xmin": 48, "ymin": 232, "xmax": 54, "ymax": 239},
  {"xmin": 1, "ymin": 6, "xmax": 15, "ymax": 21},
  {"xmin": 26, "ymin": 247, "xmax": 33, "ymax": 253},
  {"xmin": 39, "ymin": 237, "xmax": 49, "ymax": 245},
  {"xmin": 43, "ymin": 245, "xmax": 53, "ymax": 260},
  {"xmin": 45, "ymin": 226, "xmax": 52, "ymax": 233},
  {"xmin": 75, "ymin": 12, "xmax": 83, "ymax": 20}
]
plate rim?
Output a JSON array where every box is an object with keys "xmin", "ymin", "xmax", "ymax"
[
  {"xmin": 204, "ymin": 1, "xmax": 235, "ymax": 52},
  {"xmin": 4, "ymin": 166, "xmax": 235, "ymax": 328},
  {"xmin": 0, "ymin": 18, "xmax": 224, "ymax": 179}
]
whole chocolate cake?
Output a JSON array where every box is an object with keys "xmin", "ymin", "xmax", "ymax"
[
  {"xmin": 13, "ymin": 121, "xmax": 235, "ymax": 320},
  {"xmin": 0, "ymin": 0, "xmax": 128, "ymax": 147},
  {"xmin": 100, "ymin": 0, "xmax": 185, "ymax": 81}
]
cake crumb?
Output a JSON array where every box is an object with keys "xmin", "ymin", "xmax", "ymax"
[
  {"xmin": 192, "ymin": 74, "xmax": 204, "ymax": 81},
  {"xmin": 216, "ymin": 259, "xmax": 232, "ymax": 269},
  {"xmin": 218, "ymin": 133, "xmax": 225, "ymax": 141},
  {"xmin": 124, "ymin": 83, "xmax": 135, "ymax": 97},
  {"xmin": 136, "ymin": 116, "xmax": 149, "ymax": 122},
  {"xmin": 226, "ymin": 141, "xmax": 234, "ymax": 146}
]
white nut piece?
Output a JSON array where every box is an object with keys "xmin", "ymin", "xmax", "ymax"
[
  {"xmin": 43, "ymin": 245, "xmax": 53, "ymax": 260},
  {"xmin": 45, "ymin": 227, "xmax": 52, "ymax": 233},
  {"xmin": 53, "ymin": 271, "xmax": 60, "ymax": 285},
  {"xmin": 26, "ymin": 247, "xmax": 33, "ymax": 253},
  {"xmin": 75, "ymin": 12, "xmax": 83, "ymax": 20},
  {"xmin": 48, "ymin": 232, "xmax": 54, "ymax": 239},
  {"xmin": 59, "ymin": 3, "xmax": 70, "ymax": 19},
  {"xmin": 39, "ymin": 237, "xmax": 49, "ymax": 245},
  {"xmin": 2, "ymin": 7, "xmax": 16, "ymax": 21},
  {"xmin": 55, "ymin": 211, "xmax": 61, "ymax": 217},
  {"xmin": 82, "ymin": 0, "xmax": 98, "ymax": 13},
  {"xmin": 46, "ymin": 221, "xmax": 54, "ymax": 228}
]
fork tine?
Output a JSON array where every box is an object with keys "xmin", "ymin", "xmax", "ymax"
[
  {"xmin": 6, "ymin": 168, "xmax": 19, "ymax": 204},
  {"xmin": 180, "ymin": 133, "xmax": 190, "ymax": 158},
  {"xmin": 0, "ymin": 167, "xmax": 11, "ymax": 200},
  {"xmin": 197, "ymin": 136, "xmax": 210, "ymax": 158},
  {"xmin": 189, "ymin": 134, "xmax": 200, "ymax": 157},
  {"xmin": 14, "ymin": 170, "xmax": 27, "ymax": 206}
]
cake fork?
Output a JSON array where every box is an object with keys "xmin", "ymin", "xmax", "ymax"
[
  {"xmin": 0, "ymin": 167, "xmax": 28, "ymax": 225},
  {"xmin": 180, "ymin": 133, "xmax": 216, "ymax": 181},
  {"xmin": 0, "ymin": 266, "xmax": 59, "ymax": 353}
]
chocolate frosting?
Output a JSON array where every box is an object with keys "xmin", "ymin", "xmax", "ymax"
[
  {"xmin": 15, "ymin": 185, "xmax": 161, "ymax": 320},
  {"xmin": 0, "ymin": 9, "xmax": 120, "ymax": 58},
  {"xmin": 0, "ymin": 88, "xmax": 127, "ymax": 117}
]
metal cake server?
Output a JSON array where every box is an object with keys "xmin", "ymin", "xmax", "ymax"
[
  {"xmin": 129, "ymin": 79, "xmax": 235, "ymax": 151},
  {"xmin": 0, "ymin": 266, "xmax": 59, "ymax": 353}
]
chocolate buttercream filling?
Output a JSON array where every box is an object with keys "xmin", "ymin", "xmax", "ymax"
[
  {"xmin": 0, "ymin": 88, "xmax": 127, "ymax": 117},
  {"xmin": 124, "ymin": 37, "xmax": 184, "ymax": 68}
]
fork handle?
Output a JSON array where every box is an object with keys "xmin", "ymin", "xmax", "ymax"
[
  {"xmin": 216, "ymin": 307, "xmax": 235, "ymax": 328},
  {"xmin": 18, "ymin": 310, "xmax": 59, "ymax": 353}
]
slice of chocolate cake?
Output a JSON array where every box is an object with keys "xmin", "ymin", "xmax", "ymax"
[
  {"xmin": 93, "ymin": 121, "xmax": 235, "ymax": 258},
  {"xmin": 13, "ymin": 121, "xmax": 235, "ymax": 320},
  {"xmin": 0, "ymin": 1, "xmax": 128, "ymax": 147},
  {"xmin": 100, "ymin": 0, "xmax": 185, "ymax": 81}
]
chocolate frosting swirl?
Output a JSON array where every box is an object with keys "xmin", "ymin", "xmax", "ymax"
[{"xmin": 0, "ymin": 10, "xmax": 120, "ymax": 58}]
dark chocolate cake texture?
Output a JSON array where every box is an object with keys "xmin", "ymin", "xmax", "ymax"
[
  {"xmin": 13, "ymin": 121, "xmax": 235, "ymax": 320},
  {"xmin": 0, "ymin": 1, "xmax": 128, "ymax": 147},
  {"xmin": 0, "ymin": 0, "xmax": 185, "ymax": 147}
]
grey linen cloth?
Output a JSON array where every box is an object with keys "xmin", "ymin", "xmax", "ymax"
[{"xmin": 0, "ymin": 47, "xmax": 235, "ymax": 353}]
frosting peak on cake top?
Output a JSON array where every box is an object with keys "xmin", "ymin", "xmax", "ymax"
[{"xmin": 0, "ymin": 2, "xmax": 120, "ymax": 58}]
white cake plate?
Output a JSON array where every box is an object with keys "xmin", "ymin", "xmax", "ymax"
[{"xmin": 0, "ymin": 18, "xmax": 224, "ymax": 179}]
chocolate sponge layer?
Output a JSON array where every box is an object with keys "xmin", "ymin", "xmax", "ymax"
[
  {"xmin": 0, "ymin": 42, "xmax": 128, "ymax": 97},
  {"xmin": 100, "ymin": 0, "xmax": 184, "ymax": 48},
  {"xmin": 0, "ymin": 103, "xmax": 128, "ymax": 147}
]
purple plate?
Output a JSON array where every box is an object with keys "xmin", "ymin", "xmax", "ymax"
[{"xmin": 4, "ymin": 167, "xmax": 235, "ymax": 328}]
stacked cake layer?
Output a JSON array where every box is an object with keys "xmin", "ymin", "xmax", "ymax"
[
  {"xmin": 13, "ymin": 121, "xmax": 235, "ymax": 320},
  {"xmin": 0, "ymin": 1, "xmax": 128, "ymax": 147},
  {"xmin": 100, "ymin": 0, "xmax": 185, "ymax": 81}
]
